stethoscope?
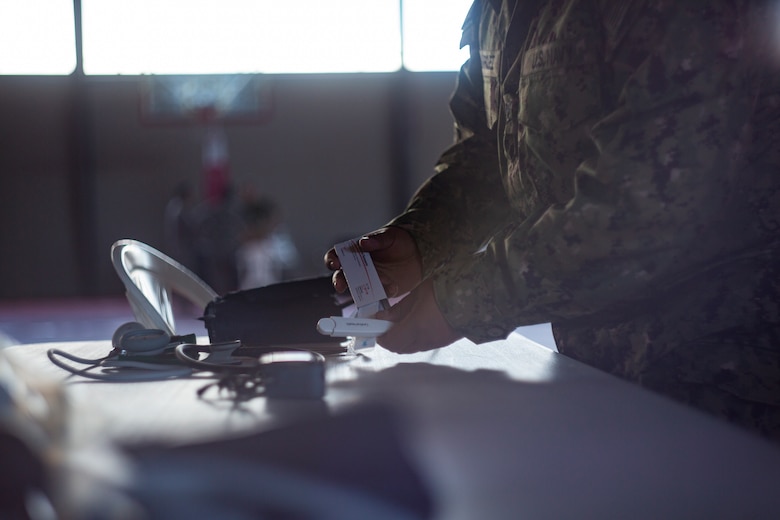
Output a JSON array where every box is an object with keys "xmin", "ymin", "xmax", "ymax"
[
  {"xmin": 46, "ymin": 321, "xmax": 196, "ymax": 381},
  {"xmin": 46, "ymin": 321, "xmax": 326, "ymax": 398}
]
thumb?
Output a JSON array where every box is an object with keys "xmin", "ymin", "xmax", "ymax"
[
  {"xmin": 358, "ymin": 228, "xmax": 394, "ymax": 252},
  {"xmin": 375, "ymin": 293, "xmax": 412, "ymax": 324},
  {"xmin": 374, "ymin": 305, "xmax": 394, "ymax": 322}
]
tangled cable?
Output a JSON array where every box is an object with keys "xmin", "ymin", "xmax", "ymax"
[{"xmin": 46, "ymin": 322, "xmax": 326, "ymax": 399}]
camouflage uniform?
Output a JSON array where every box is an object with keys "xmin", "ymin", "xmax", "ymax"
[{"xmin": 389, "ymin": 0, "xmax": 780, "ymax": 440}]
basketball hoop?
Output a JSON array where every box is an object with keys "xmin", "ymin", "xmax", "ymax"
[{"xmin": 139, "ymin": 74, "xmax": 274, "ymax": 126}]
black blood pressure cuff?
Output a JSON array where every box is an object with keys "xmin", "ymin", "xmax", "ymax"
[{"xmin": 202, "ymin": 276, "xmax": 351, "ymax": 350}]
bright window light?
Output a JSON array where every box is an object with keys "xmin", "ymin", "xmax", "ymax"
[
  {"xmin": 402, "ymin": 0, "xmax": 472, "ymax": 72},
  {"xmin": 82, "ymin": 0, "xmax": 402, "ymax": 74},
  {"xmin": 0, "ymin": 0, "xmax": 76, "ymax": 75},
  {"xmin": 0, "ymin": 1, "xmax": 472, "ymax": 75}
]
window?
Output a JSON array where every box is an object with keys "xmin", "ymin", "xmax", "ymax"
[
  {"xmin": 402, "ymin": 0, "xmax": 471, "ymax": 72},
  {"xmin": 0, "ymin": 0, "xmax": 76, "ymax": 75},
  {"xmin": 83, "ymin": 0, "xmax": 402, "ymax": 74},
  {"xmin": 83, "ymin": 0, "xmax": 472, "ymax": 74},
  {"xmin": 1, "ymin": 0, "xmax": 473, "ymax": 75}
]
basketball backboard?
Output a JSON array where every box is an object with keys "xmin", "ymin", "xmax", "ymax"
[{"xmin": 139, "ymin": 74, "xmax": 273, "ymax": 125}]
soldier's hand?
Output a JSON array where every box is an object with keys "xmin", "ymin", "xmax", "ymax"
[
  {"xmin": 323, "ymin": 246, "xmax": 348, "ymax": 294},
  {"xmin": 375, "ymin": 278, "xmax": 461, "ymax": 353},
  {"xmin": 324, "ymin": 226, "xmax": 423, "ymax": 298}
]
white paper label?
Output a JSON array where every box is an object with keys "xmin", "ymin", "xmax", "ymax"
[{"xmin": 334, "ymin": 238, "xmax": 387, "ymax": 309}]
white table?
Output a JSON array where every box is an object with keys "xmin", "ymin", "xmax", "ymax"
[{"xmin": 5, "ymin": 334, "xmax": 780, "ymax": 519}]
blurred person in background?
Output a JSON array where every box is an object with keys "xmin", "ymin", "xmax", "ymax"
[{"xmin": 237, "ymin": 195, "xmax": 300, "ymax": 289}]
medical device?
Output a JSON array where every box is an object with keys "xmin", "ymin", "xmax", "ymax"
[
  {"xmin": 44, "ymin": 239, "xmax": 359, "ymax": 397},
  {"xmin": 46, "ymin": 321, "xmax": 195, "ymax": 382},
  {"xmin": 47, "ymin": 322, "xmax": 326, "ymax": 398},
  {"xmin": 316, "ymin": 316, "xmax": 393, "ymax": 337},
  {"xmin": 317, "ymin": 238, "xmax": 393, "ymax": 350}
]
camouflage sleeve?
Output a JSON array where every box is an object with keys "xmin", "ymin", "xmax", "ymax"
[
  {"xmin": 388, "ymin": 0, "xmax": 513, "ymax": 280},
  {"xmin": 436, "ymin": 2, "xmax": 772, "ymax": 342}
]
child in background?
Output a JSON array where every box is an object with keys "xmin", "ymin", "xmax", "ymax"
[{"xmin": 236, "ymin": 197, "xmax": 299, "ymax": 289}]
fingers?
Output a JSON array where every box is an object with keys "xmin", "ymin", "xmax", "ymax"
[
  {"xmin": 358, "ymin": 227, "xmax": 394, "ymax": 252},
  {"xmin": 326, "ymin": 228, "xmax": 411, "ymax": 295},
  {"xmin": 331, "ymin": 270, "xmax": 348, "ymax": 293},
  {"xmin": 325, "ymin": 249, "xmax": 348, "ymax": 293},
  {"xmin": 323, "ymin": 248, "xmax": 340, "ymax": 271}
]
